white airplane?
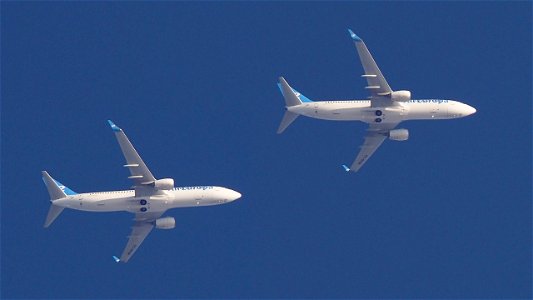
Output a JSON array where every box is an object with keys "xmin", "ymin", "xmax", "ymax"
[
  {"xmin": 277, "ymin": 29, "xmax": 476, "ymax": 172},
  {"xmin": 42, "ymin": 120, "xmax": 242, "ymax": 263}
]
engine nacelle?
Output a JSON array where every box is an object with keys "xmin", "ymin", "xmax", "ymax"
[
  {"xmin": 389, "ymin": 129, "xmax": 409, "ymax": 141},
  {"xmin": 391, "ymin": 90, "xmax": 411, "ymax": 102},
  {"xmin": 155, "ymin": 217, "xmax": 175, "ymax": 229},
  {"xmin": 151, "ymin": 178, "xmax": 174, "ymax": 190}
]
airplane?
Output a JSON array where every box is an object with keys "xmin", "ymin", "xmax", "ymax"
[
  {"xmin": 42, "ymin": 120, "xmax": 242, "ymax": 263},
  {"xmin": 276, "ymin": 29, "xmax": 476, "ymax": 172}
]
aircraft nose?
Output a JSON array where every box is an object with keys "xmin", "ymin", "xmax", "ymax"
[
  {"xmin": 464, "ymin": 104, "xmax": 476, "ymax": 116},
  {"xmin": 448, "ymin": 102, "xmax": 476, "ymax": 118},
  {"xmin": 226, "ymin": 189, "xmax": 242, "ymax": 201}
]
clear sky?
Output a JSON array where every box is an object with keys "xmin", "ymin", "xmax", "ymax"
[{"xmin": 2, "ymin": 2, "xmax": 531, "ymax": 299}]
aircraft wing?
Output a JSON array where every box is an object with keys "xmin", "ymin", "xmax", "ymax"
[
  {"xmin": 107, "ymin": 120, "xmax": 156, "ymax": 187},
  {"xmin": 348, "ymin": 29, "xmax": 393, "ymax": 104},
  {"xmin": 347, "ymin": 122, "xmax": 399, "ymax": 172},
  {"xmin": 119, "ymin": 211, "xmax": 165, "ymax": 263}
]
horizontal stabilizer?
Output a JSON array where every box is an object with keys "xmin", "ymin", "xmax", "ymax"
[
  {"xmin": 277, "ymin": 111, "xmax": 299, "ymax": 134},
  {"xmin": 44, "ymin": 204, "xmax": 65, "ymax": 228}
]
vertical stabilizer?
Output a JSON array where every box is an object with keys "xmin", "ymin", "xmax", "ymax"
[
  {"xmin": 276, "ymin": 77, "xmax": 314, "ymax": 134},
  {"xmin": 278, "ymin": 77, "xmax": 313, "ymax": 107},
  {"xmin": 42, "ymin": 171, "xmax": 70, "ymax": 200},
  {"xmin": 42, "ymin": 171, "xmax": 72, "ymax": 228}
]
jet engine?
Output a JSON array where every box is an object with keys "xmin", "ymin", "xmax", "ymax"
[
  {"xmin": 155, "ymin": 217, "xmax": 175, "ymax": 229},
  {"xmin": 151, "ymin": 178, "xmax": 174, "ymax": 190},
  {"xmin": 389, "ymin": 129, "xmax": 409, "ymax": 141},
  {"xmin": 390, "ymin": 90, "xmax": 411, "ymax": 102}
]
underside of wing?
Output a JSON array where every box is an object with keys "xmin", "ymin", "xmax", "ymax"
[
  {"xmin": 348, "ymin": 30, "xmax": 393, "ymax": 106},
  {"xmin": 119, "ymin": 211, "xmax": 165, "ymax": 263},
  {"xmin": 348, "ymin": 122, "xmax": 399, "ymax": 172},
  {"xmin": 107, "ymin": 120, "xmax": 157, "ymax": 187}
]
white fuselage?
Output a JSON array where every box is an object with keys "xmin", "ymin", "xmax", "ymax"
[
  {"xmin": 53, "ymin": 186, "xmax": 241, "ymax": 214},
  {"xmin": 289, "ymin": 99, "xmax": 476, "ymax": 124}
]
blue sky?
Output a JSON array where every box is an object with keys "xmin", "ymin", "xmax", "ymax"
[{"xmin": 2, "ymin": 2, "xmax": 531, "ymax": 298}]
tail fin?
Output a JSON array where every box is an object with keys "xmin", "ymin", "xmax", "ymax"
[
  {"xmin": 42, "ymin": 171, "xmax": 77, "ymax": 199},
  {"xmin": 277, "ymin": 77, "xmax": 313, "ymax": 107},
  {"xmin": 42, "ymin": 171, "xmax": 76, "ymax": 228},
  {"xmin": 42, "ymin": 171, "xmax": 67, "ymax": 200},
  {"xmin": 277, "ymin": 77, "xmax": 313, "ymax": 134}
]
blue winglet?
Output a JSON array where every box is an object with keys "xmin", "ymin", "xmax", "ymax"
[
  {"xmin": 347, "ymin": 29, "xmax": 362, "ymax": 42},
  {"xmin": 342, "ymin": 164, "xmax": 350, "ymax": 172},
  {"xmin": 112, "ymin": 255, "xmax": 120, "ymax": 263},
  {"xmin": 107, "ymin": 120, "xmax": 121, "ymax": 132},
  {"xmin": 277, "ymin": 82, "xmax": 284, "ymax": 95}
]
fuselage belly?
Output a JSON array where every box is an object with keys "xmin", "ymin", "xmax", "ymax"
[
  {"xmin": 289, "ymin": 99, "xmax": 470, "ymax": 124},
  {"xmin": 54, "ymin": 186, "xmax": 237, "ymax": 214}
]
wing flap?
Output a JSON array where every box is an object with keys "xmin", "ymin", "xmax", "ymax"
[
  {"xmin": 349, "ymin": 134, "xmax": 387, "ymax": 172},
  {"xmin": 119, "ymin": 223, "xmax": 154, "ymax": 263},
  {"xmin": 348, "ymin": 122, "xmax": 399, "ymax": 172},
  {"xmin": 119, "ymin": 211, "xmax": 165, "ymax": 263},
  {"xmin": 348, "ymin": 29, "xmax": 393, "ymax": 103},
  {"xmin": 107, "ymin": 120, "xmax": 156, "ymax": 187}
]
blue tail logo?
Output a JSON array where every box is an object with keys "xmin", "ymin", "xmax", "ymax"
[
  {"xmin": 291, "ymin": 88, "xmax": 313, "ymax": 103},
  {"xmin": 53, "ymin": 179, "xmax": 77, "ymax": 195}
]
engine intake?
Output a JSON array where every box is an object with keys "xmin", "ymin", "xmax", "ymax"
[
  {"xmin": 151, "ymin": 178, "xmax": 174, "ymax": 190},
  {"xmin": 391, "ymin": 90, "xmax": 411, "ymax": 102},
  {"xmin": 155, "ymin": 217, "xmax": 175, "ymax": 229},
  {"xmin": 389, "ymin": 129, "xmax": 409, "ymax": 141}
]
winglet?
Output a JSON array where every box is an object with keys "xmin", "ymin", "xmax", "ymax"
[
  {"xmin": 107, "ymin": 120, "xmax": 122, "ymax": 132},
  {"xmin": 112, "ymin": 255, "xmax": 120, "ymax": 263},
  {"xmin": 342, "ymin": 164, "xmax": 351, "ymax": 172},
  {"xmin": 347, "ymin": 29, "xmax": 362, "ymax": 42}
]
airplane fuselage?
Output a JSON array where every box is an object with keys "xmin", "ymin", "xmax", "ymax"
[
  {"xmin": 53, "ymin": 186, "xmax": 240, "ymax": 214},
  {"xmin": 288, "ymin": 99, "xmax": 476, "ymax": 125}
]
